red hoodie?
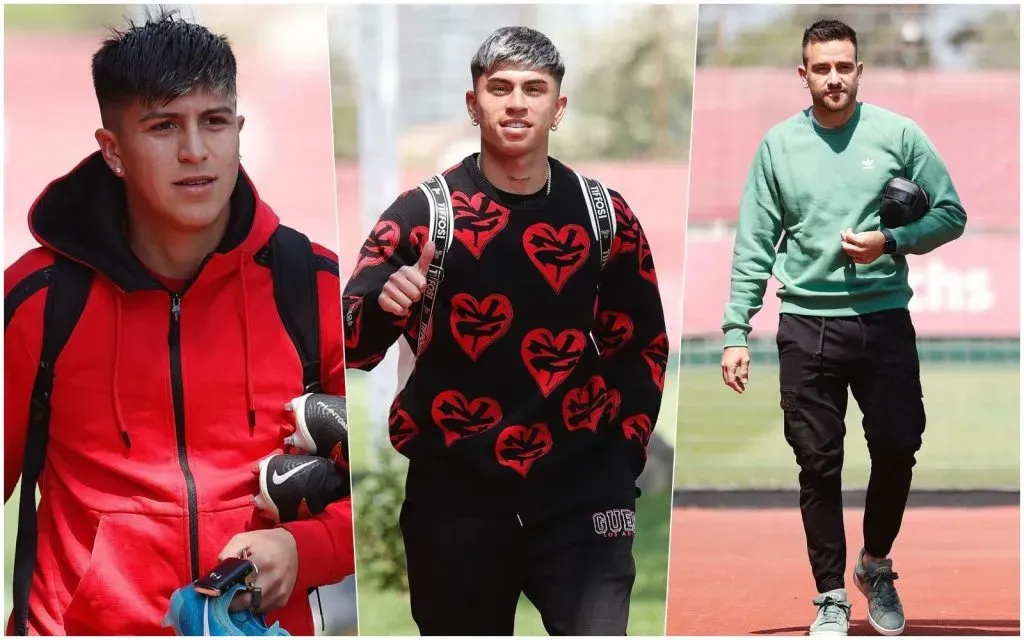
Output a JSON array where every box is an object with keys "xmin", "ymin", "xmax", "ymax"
[{"xmin": 4, "ymin": 152, "xmax": 354, "ymax": 635}]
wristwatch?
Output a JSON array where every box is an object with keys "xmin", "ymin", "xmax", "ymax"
[{"xmin": 882, "ymin": 229, "xmax": 897, "ymax": 254}]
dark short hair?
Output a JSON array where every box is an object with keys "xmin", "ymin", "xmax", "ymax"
[
  {"xmin": 470, "ymin": 26, "xmax": 566, "ymax": 87},
  {"xmin": 91, "ymin": 9, "xmax": 237, "ymax": 127},
  {"xmin": 802, "ymin": 19, "xmax": 858, "ymax": 66}
]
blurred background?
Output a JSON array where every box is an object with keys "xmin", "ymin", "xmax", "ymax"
[
  {"xmin": 328, "ymin": 4, "xmax": 694, "ymax": 635},
  {"xmin": 676, "ymin": 4, "xmax": 1020, "ymax": 497},
  {"xmin": 2, "ymin": 4, "xmax": 356, "ymax": 634}
]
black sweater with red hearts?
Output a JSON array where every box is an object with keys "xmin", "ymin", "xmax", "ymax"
[{"xmin": 342, "ymin": 155, "xmax": 667, "ymax": 517}]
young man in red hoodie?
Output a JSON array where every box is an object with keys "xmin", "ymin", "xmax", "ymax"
[
  {"xmin": 4, "ymin": 13, "xmax": 354, "ymax": 635},
  {"xmin": 344, "ymin": 27, "xmax": 667, "ymax": 635}
]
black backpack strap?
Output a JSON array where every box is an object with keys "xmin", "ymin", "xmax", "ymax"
[
  {"xmin": 11, "ymin": 256, "xmax": 92, "ymax": 635},
  {"xmin": 415, "ymin": 174, "xmax": 454, "ymax": 356},
  {"xmin": 268, "ymin": 226, "xmax": 323, "ymax": 394},
  {"xmin": 575, "ymin": 171, "xmax": 616, "ymax": 269}
]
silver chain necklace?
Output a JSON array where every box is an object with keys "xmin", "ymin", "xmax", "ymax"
[{"xmin": 477, "ymin": 154, "xmax": 551, "ymax": 196}]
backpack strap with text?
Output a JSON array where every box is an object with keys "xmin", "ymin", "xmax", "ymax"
[
  {"xmin": 574, "ymin": 171, "xmax": 617, "ymax": 269},
  {"xmin": 414, "ymin": 174, "xmax": 455, "ymax": 357}
]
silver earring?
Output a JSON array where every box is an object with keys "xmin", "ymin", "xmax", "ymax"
[
  {"xmin": 114, "ymin": 167, "xmax": 122, "ymax": 175},
  {"xmin": 551, "ymin": 124, "xmax": 558, "ymax": 131},
  {"xmin": 470, "ymin": 118, "xmax": 479, "ymax": 126}
]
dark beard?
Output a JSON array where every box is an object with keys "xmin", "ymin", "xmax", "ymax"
[{"xmin": 812, "ymin": 85, "xmax": 857, "ymax": 112}]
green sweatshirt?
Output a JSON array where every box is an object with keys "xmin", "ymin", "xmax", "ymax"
[{"xmin": 723, "ymin": 102, "xmax": 967, "ymax": 348}]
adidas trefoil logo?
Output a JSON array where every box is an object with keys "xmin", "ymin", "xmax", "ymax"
[{"xmin": 861, "ymin": 158, "xmax": 875, "ymax": 170}]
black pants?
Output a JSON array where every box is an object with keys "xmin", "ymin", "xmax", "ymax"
[
  {"xmin": 400, "ymin": 498, "xmax": 637, "ymax": 636},
  {"xmin": 777, "ymin": 309, "xmax": 926, "ymax": 593}
]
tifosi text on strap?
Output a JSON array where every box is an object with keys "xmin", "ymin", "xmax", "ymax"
[
  {"xmin": 416, "ymin": 174, "xmax": 454, "ymax": 355},
  {"xmin": 576, "ymin": 173, "xmax": 615, "ymax": 268}
]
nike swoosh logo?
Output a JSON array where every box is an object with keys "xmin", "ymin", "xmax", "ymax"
[{"xmin": 272, "ymin": 460, "xmax": 318, "ymax": 485}]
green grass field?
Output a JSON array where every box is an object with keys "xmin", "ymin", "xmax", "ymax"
[
  {"xmin": 675, "ymin": 363, "xmax": 1021, "ymax": 489},
  {"xmin": 346, "ymin": 369, "xmax": 674, "ymax": 636}
]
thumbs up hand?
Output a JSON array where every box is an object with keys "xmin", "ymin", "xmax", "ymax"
[
  {"xmin": 415, "ymin": 240, "xmax": 436, "ymax": 275},
  {"xmin": 378, "ymin": 240, "xmax": 436, "ymax": 316}
]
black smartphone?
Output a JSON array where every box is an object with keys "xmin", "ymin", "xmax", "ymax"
[{"xmin": 194, "ymin": 557, "xmax": 254, "ymax": 597}]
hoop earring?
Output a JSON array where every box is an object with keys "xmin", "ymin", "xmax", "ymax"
[{"xmin": 551, "ymin": 124, "xmax": 558, "ymax": 131}]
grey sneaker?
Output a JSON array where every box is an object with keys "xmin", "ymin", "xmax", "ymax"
[
  {"xmin": 810, "ymin": 588, "xmax": 852, "ymax": 636},
  {"xmin": 853, "ymin": 550, "xmax": 906, "ymax": 636}
]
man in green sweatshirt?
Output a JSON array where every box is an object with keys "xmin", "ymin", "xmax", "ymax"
[{"xmin": 720, "ymin": 19, "xmax": 966, "ymax": 637}]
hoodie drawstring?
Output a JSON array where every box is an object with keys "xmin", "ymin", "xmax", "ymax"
[
  {"xmin": 112, "ymin": 256, "xmax": 257, "ymax": 443},
  {"xmin": 112, "ymin": 295, "xmax": 132, "ymax": 450},
  {"xmin": 240, "ymin": 252, "xmax": 256, "ymax": 432}
]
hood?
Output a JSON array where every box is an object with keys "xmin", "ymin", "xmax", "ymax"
[{"xmin": 27, "ymin": 151, "xmax": 279, "ymax": 292}]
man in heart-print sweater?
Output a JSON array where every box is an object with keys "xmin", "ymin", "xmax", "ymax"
[{"xmin": 342, "ymin": 26, "xmax": 667, "ymax": 636}]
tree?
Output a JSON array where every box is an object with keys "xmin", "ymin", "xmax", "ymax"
[
  {"xmin": 701, "ymin": 5, "xmax": 936, "ymax": 69},
  {"xmin": 947, "ymin": 7, "xmax": 1020, "ymax": 70},
  {"xmin": 551, "ymin": 5, "xmax": 696, "ymax": 162},
  {"xmin": 4, "ymin": 4, "xmax": 129, "ymax": 32},
  {"xmin": 330, "ymin": 50, "xmax": 360, "ymax": 161}
]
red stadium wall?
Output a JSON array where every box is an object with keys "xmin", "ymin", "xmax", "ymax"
[
  {"xmin": 3, "ymin": 32, "xmax": 691, "ymax": 346},
  {"xmin": 4, "ymin": 33, "xmax": 338, "ymax": 264},
  {"xmin": 683, "ymin": 234, "xmax": 1020, "ymax": 338},
  {"xmin": 9, "ymin": 37, "xmax": 1011, "ymax": 343},
  {"xmin": 688, "ymin": 68, "xmax": 1021, "ymax": 231},
  {"xmin": 683, "ymin": 67, "xmax": 1020, "ymax": 339}
]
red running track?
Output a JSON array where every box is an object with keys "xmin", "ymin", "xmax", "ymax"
[{"xmin": 667, "ymin": 506, "xmax": 1020, "ymax": 636}]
